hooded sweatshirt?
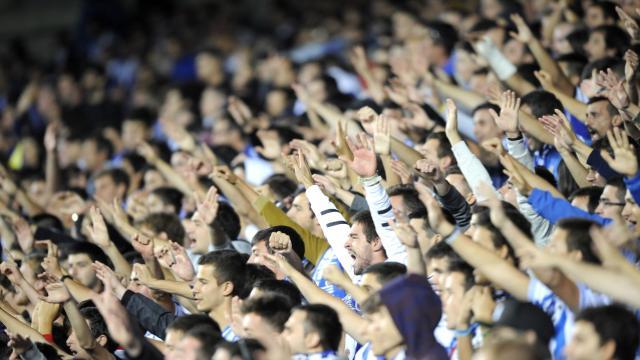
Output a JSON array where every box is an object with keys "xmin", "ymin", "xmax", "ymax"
[{"xmin": 378, "ymin": 274, "xmax": 448, "ymax": 360}]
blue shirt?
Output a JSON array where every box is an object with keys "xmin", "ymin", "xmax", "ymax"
[
  {"xmin": 222, "ymin": 325, "xmax": 239, "ymax": 342},
  {"xmin": 534, "ymin": 144, "xmax": 562, "ymax": 181},
  {"xmin": 311, "ymin": 247, "xmax": 356, "ymax": 309},
  {"xmin": 528, "ymin": 189, "xmax": 611, "ymax": 226}
]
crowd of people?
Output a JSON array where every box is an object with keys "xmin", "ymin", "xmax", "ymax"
[{"xmin": 2, "ymin": 0, "xmax": 640, "ymax": 359}]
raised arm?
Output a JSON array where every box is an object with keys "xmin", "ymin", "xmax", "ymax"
[{"xmin": 87, "ymin": 207, "xmax": 132, "ymax": 277}]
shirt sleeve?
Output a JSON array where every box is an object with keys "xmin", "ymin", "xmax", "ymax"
[
  {"xmin": 451, "ymin": 141, "xmax": 498, "ymax": 203},
  {"xmin": 624, "ymin": 171, "xmax": 640, "ymax": 205},
  {"xmin": 527, "ymin": 189, "xmax": 612, "ymax": 226},
  {"xmin": 121, "ymin": 290, "xmax": 177, "ymax": 340},
  {"xmin": 507, "ymin": 137, "xmax": 534, "ymax": 170},
  {"xmin": 253, "ymin": 196, "xmax": 329, "ymax": 265},
  {"xmin": 587, "ymin": 150, "xmax": 622, "ymax": 181},
  {"xmin": 516, "ymin": 192, "xmax": 553, "ymax": 247},
  {"xmin": 362, "ymin": 175, "xmax": 407, "ymax": 264},
  {"xmin": 306, "ymin": 185, "xmax": 356, "ymax": 280},
  {"xmin": 433, "ymin": 184, "xmax": 472, "ymax": 230},
  {"xmin": 578, "ymin": 285, "xmax": 612, "ymax": 310}
]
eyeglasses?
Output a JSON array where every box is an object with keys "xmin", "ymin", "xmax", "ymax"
[{"xmin": 599, "ymin": 200, "xmax": 626, "ymax": 207}]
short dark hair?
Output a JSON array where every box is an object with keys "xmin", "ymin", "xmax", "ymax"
[
  {"xmin": 425, "ymin": 241, "xmax": 458, "ymax": 262},
  {"xmin": 350, "ymin": 211, "xmax": 378, "ymax": 244},
  {"xmin": 576, "ymin": 304, "xmax": 640, "ymax": 360},
  {"xmin": 388, "ymin": 185, "xmax": 427, "ymax": 218},
  {"xmin": 136, "ymin": 213, "xmax": 186, "ymax": 245},
  {"xmin": 251, "ymin": 226, "xmax": 305, "ymax": 261},
  {"xmin": 471, "ymin": 102, "xmax": 501, "ymax": 117},
  {"xmin": 95, "ymin": 168, "xmax": 130, "ymax": 193},
  {"xmin": 215, "ymin": 339, "xmax": 265, "ymax": 358},
  {"xmin": 242, "ymin": 264, "xmax": 276, "ymax": 298},
  {"xmin": 125, "ymin": 107, "xmax": 155, "ymax": 127},
  {"xmin": 556, "ymin": 218, "xmax": 601, "ymax": 264},
  {"xmin": 426, "ymin": 132, "xmax": 456, "ymax": 164},
  {"xmin": 556, "ymin": 53, "xmax": 588, "ymax": 78},
  {"xmin": 79, "ymin": 307, "xmax": 117, "ymax": 352},
  {"xmin": 183, "ymin": 324, "xmax": 223, "ymax": 360},
  {"xmin": 254, "ymin": 279, "xmax": 303, "ymax": 306},
  {"xmin": 295, "ymin": 304, "xmax": 343, "ymax": 351},
  {"xmin": 262, "ymin": 174, "xmax": 298, "ymax": 201},
  {"xmin": 167, "ymin": 314, "xmax": 221, "ymax": 334},
  {"xmin": 150, "ymin": 187, "xmax": 183, "ymax": 214},
  {"xmin": 592, "ymin": 25, "xmax": 630, "ymax": 58},
  {"xmin": 587, "ymin": 96, "xmax": 618, "ymax": 117},
  {"xmin": 588, "ymin": 1, "xmax": 617, "ymax": 22},
  {"xmin": 425, "ymin": 20, "xmax": 459, "ymax": 56},
  {"xmin": 198, "ymin": 250, "xmax": 247, "ymax": 297},
  {"xmin": 472, "ymin": 204, "xmax": 532, "ymax": 265},
  {"xmin": 569, "ymin": 186, "xmax": 603, "ymax": 213},
  {"xmin": 447, "ymin": 259, "xmax": 475, "ymax": 291},
  {"xmin": 362, "ymin": 262, "xmax": 407, "ymax": 285},
  {"xmin": 87, "ymin": 135, "xmax": 114, "ymax": 158},
  {"xmin": 241, "ymin": 294, "xmax": 292, "ymax": 332},
  {"xmin": 521, "ymin": 91, "xmax": 563, "ymax": 118},
  {"xmin": 212, "ymin": 202, "xmax": 241, "ymax": 240},
  {"xmin": 581, "ymin": 57, "xmax": 620, "ymax": 80},
  {"xmin": 63, "ymin": 242, "xmax": 110, "ymax": 267}
]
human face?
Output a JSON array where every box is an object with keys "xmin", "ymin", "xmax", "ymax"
[
  {"xmin": 67, "ymin": 253, "xmax": 99, "ymax": 290},
  {"xmin": 503, "ymin": 39, "xmax": 529, "ymax": 65},
  {"xmin": 498, "ymin": 182, "xmax": 518, "ymax": 208},
  {"xmin": 184, "ymin": 215, "xmax": 212, "ymax": 255},
  {"xmin": 283, "ymin": 309, "xmax": 308, "ymax": 354},
  {"xmin": 546, "ymin": 228, "xmax": 570, "ymax": 255},
  {"xmin": 594, "ymin": 185, "xmax": 625, "ymax": 219},
  {"xmin": 427, "ymin": 257, "xmax": 449, "ymax": 294},
  {"xmin": 143, "ymin": 169, "xmax": 165, "ymax": 192},
  {"xmin": 389, "ymin": 195, "xmax": 409, "ymax": 223},
  {"xmin": 66, "ymin": 329, "xmax": 92, "ymax": 359},
  {"xmin": 243, "ymin": 312, "xmax": 280, "ymax": 339},
  {"xmin": 344, "ymin": 222, "xmax": 374, "ymax": 275},
  {"xmin": 441, "ymin": 272, "xmax": 467, "ymax": 329},
  {"xmin": 586, "ymin": 101, "xmax": 614, "ymax": 140},
  {"xmin": 81, "ymin": 140, "xmax": 99, "ymax": 171},
  {"xmin": 571, "ymin": 195, "xmax": 591, "ymax": 212},
  {"xmin": 172, "ymin": 336, "xmax": 203, "ymax": 360},
  {"xmin": 94, "ymin": 175, "xmax": 120, "ymax": 203},
  {"xmin": 586, "ymin": 167, "xmax": 606, "ymax": 187},
  {"xmin": 192, "ymin": 264, "xmax": 226, "ymax": 313},
  {"xmin": 621, "ymin": 191, "xmax": 640, "ymax": 233},
  {"xmin": 553, "ymin": 23, "xmax": 575, "ymax": 55},
  {"xmin": 360, "ymin": 273, "xmax": 384, "ymax": 294},
  {"xmin": 248, "ymin": 240, "xmax": 269, "ymax": 264},
  {"xmin": 473, "ymin": 108, "xmax": 501, "ymax": 143},
  {"xmin": 585, "ymin": 6, "xmax": 608, "ymax": 28},
  {"xmin": 364, "ymin": 306, "xmax": 404, "ymax": 356},
  {"xmin": 420, "ymin": 139, "xmax": 449, "ymax": 172},
  {"xmin": 122, "ymin": 120, "xmax": 148, "ymax": 151},
  {"xmin": 564, "ymin": 320, "xmax": 611, "ymax": 360},
  {"xmin": 196, "ymin": 53, "xmax": 222, "ymax": 82},
  {"xmin": 286, "ymin": 193, "xmax": 315, "ymax": 231},
  {"xmin": 164, "ymin": 329, "xmax": 184, "ymax": 357},
  {"xmin": 146, "ymin": 193, "xmax": 171, "ymax": 214},
  {"xmin": 584, "ymin": 32, "xmax": 608, "ymax": 61}
]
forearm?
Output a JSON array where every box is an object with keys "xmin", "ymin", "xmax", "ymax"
[
  {"xmin": 332, "ymin": 276, "xmax": 369, "ymax": 305},
  {"xmin": 571, "ymin": 141, "xmax": 592, "ymax": 166},
  {"xmin": 433, "ymin": 182, "xmax": 472, "ymax": 230},
  {"xmin": 451, "ymin": 141, "xmax": 497, "ymax": 202},
  {"xmin": 64, "ymin": 299, "xmax": 98, "ymax": 350},
  {"xmin": 519, "ymin": 112, "xmax": 554, "ymax": 145},
  {"xmin": 122, "ymin": 291, "xmax": 176, "ymax": 339},
  {"xmin": 503, "ymin": 74, "xmax": 536, "ymax": 96},
  {"xmin": 153, "ymin": 159, "xmax": 202, "ymax": 197},
  {"xmin": 558, "ymin": 149, "xmax": 590, "ymax": 188},
  {"xmin": 45, "ymin": 150, "xmax": 59, "ymax": 197},
  {"xmin": 63, "ymin": 278, "xmax": 94, "ymax": 303},
  {"xmin": 529, "ymin": 41, "xmax": 574, "ymax": 96},
  {"xmin": 433, "ymin": 81, "xmax": 484, "ymax": 111},
  {"xmin": 390, "ymin": 137, "xmax": 422, "ymax": 168},
  {"xmin": 548, "ymin": 87, "xmax": 588, "ymax": 123},
  {"xmin": 15, "ymin": 279, "xmax": 41, "ymax": 308},
  {"xmin": 213, "ymin": 178, "xmax": 265, "ymax": 226},
  {"xmin": 0, "ymin": 306, "xmax": 46, "ymax": 342},
  {"xmin": 146, "ymin": 279, "xmax": 193, "ymax": 298},
  {"xmin": 381, "ymin": 155, "xmax": 401, "ymax": 188},
  {"xmin": 15, "ymin": 189, "xmax": 44, "ymax": 217},
  {"xmin": 103, "ymin": 244, "xmax": 132, "ymax": 278},
  {"xmin": 502, "ymin": 153, "xmax": 565, "ymax": 199},
  {"xmin": 405, "ymin": 246, "xmax": 427, "ymax": 276}
]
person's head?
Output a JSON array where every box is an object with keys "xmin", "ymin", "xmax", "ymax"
[
  {"xmin": 584, "ymin": 25, "xmax": 630, "ymax": 61},
  {"xmin": 142, "ymin": 167, "xmax": 166, "ymax": 192},
  {"xmin": 172, "ymin": 324, "xmax": 223, "ymax": 360},
  {"xmin": 554, "ymin": 23, "xmax": 579, "ymax": 55},
  {"xmin": 585, "ymin": 1, "xmax": 618, "ymax": 28},
  {"xmin": 474, "ymin": 338, "xmax": 548, "ymax": 360},
  {"xmin": 285, "ymin": 191, "xmax": 316, "ymax": 232},
  {"xmin": 621, "ymin": 190, "xmax": 640, "ymax": 233},
  {"xmin": 147, "ymin": 187, "xmax": 183, "ymax": 215},
  {"xmin": 248, "ymin": 226, "xmax": 305, "ymax": 265},
  {"xmin": 256, "ymin": 174, "xmax": 298, "ymax": 205},
  {"xmin": 421, "ymin": 132, "xmax": 457, "ymax": 173},
  {"xmin": 212, "ymin": 339, "xmax": 266, "ymax": 360},
  {"xmin": 81, "ymin": 135, "xmax": 113, "ymax": 172},
  {"xmin": 362, "ymin": 274, "xmax": 443, "ymax": 358},
  {"xmin": 196, "ymin": 48, "xmax": 224, "ymax": 86},
  {"xmin": 423, "ymin": 20, "xmax": 459, "ymax": 64},
  {"xmin": 93, "ymin": 168, "xmax": 129, "ymax": 203},
  {"xmin": 425, "ymin": 241, "xmax": 460, "ymax": 294},
  {"xmin": 470, "ymin": 204, "xmax": 532, "ymax": 283},
  {"xmin": 193, "ymin": 250, "xmax": 247, "ymax": 313},
  {"xmin": 283, "ymin": 304, "xmax": 342, "ymax": 355},
  {"xmin": 557, "ymin": 53, "xmax": 589, "ymax": 86},
  {"xmin": 250, "ymin": 279, "xmax": 303, "ymax": 306},
  {"xmin": 491, "ymin": 299, "xmax": 555, "ymax": 348},
  {"xmin": 547, "ymin": 218, "xmax": 600, "ymax": 264},
  {"xmin": 594, "ymin": 178, "xmax": 626, "ymax": 218},
  {"xmin": 186, "ymin": 201, "xmax": 242, "ymax": 253},
  {"xmin": 63, "ymin": 242, "xmax": 109, "ymax": 291},
  {"xmin": 137, "ymin": 213, "xmax": 186, "ymax": 245},
  {"xmin": 520, "ymin": 91, "xmax": 564, "ymax": 151},
  {"xmin": 441, "ymin": 260, "xmax": 475, "ymax": 329},
  {"xmin": 361, "ymin": 262, "xmax": 407, "ymax": 294},
  {"xmin": 565, "ymin": 305, "xmax": 640, "ymax": 360},
  {"xmin": 586, "ymin": 97, "xmax": 621, "ymax": 140},
  {"xmin": 122, "ymin": 107, "xmax": 154, "ymax": 151},
  {"xmin": 471, "ymin": 103, "xmax": 502, "ymax": 143},
  {"xmin": 345, "ymin": 211, "xmax": 385, "ymax": 275},
  {"xmin": 241, "ymin": 294, "xmax": 292, "ymax": 338},
  {"xmin": 569, "ymin": 186, "xmax": 604, "ymax": 213},
  {"xmin": 66, "ymin": 307, "xmax": 116, "ymax": 359},
  {"xmin": 387, "ymin": 185, "xmax": 427, "ymax": 223},
  {"xmin": 165, "ymin": 315, "xmax": 221, "ymax": 357}
]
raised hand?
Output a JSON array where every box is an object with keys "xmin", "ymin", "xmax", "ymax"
[
  {"xmin": 471, "ymin": 286, "xmax": 496, "ymax": 323},
  {"xmin": 131, "ymin": 233, "xmax": 154, "ymax": 259},
  {"xmin": 12, "ymin": 217, "xmax": 34, "ymax": 253},
  {"xmin": 210, "ymin": 165, "xmax": 238, "ymax": 185},
  {"xmin": 90, "ymin": 279, "xmax": 137, "ymax": 350},
  {"xmin": 509, "ymin": 14, "xmax": 533, "ymax": 43},
  {"xmin": 534, "ymin": 70, "xmax": 554, "ymax": 90},
  {"xmin": 196, "ymin": 186, "xmax": 220, "ymax": 225},
  {"xmin": 414, "ymin": 182, "xmax": 451, "ymax": 235},
  {"xmin": 373, "ymin": 114, "xmax": 391, "ymax": 155},
  {"xmin": 312, "ymin": 174, "xmax": 338, "ymax": 196},
  {"xmin": 268, "ymin": 231, "xmax": 292, "ymax": 254},
  {"xmin": 444, "ymin": 99, "xmax": 462, "ymax": 144},
  {"xmin": 389, "ymin": 219, "xmax": 419, "ymax": 249},
  {"xmin": 539, "ymin": 109, "xmax": 577, "ymax": 149},
  {"xmin": 617, "ymin": 7, "xmax": 640, "ymax": 42},
  {"xmin": 600, "ymin": 127, "xmax": 638, "ymax": 177},
  {"xmin": 93, "ymin": 261, "xmax": 128, "ymax": 294},
  {"xmin": 155, "ymin": 243, "xmax": 176, "ymax": 270},
  {"xmin": 334, "ymin": 118, "xmax": 353, "ymax": 161},
  {"xmin": 596, "ymin": 68, "xmax": 630, "ymax": 110},
  {"xmin": 88, "ymin": 206, "xmax": 111, "ymax": 249},
  {"xmin": 255, "ymin": 130, "xmax": 282, "ymax": 160},
  {"xmin": 342, "ymin": 133, "xmax": 377, "ymax": 178},
  {"xmin": 503, "ymin": 158, "xmax": 533, "ymax": 196},
  {"xmin": 0, "ymin": 261, "xmax": 24, "ymax": 285},
  {"xmin": 40, "ymin": 282, "xmax": 70, "ymax": 304},
  {"xmin": 321, "ymin": 264, "xmax": 347, "ymax": 286},
  {"xmin": 414, "ymin": 158, "xmax": 444, "ymax": 186},
  {"xmin": 131, "ymin": 263, "xmax": 156, "ymax": 287},
  {"xmin": 168, "ymin": 241, "xmax": 195, "ymax": 282},
  {"xmin": 481, "ymin": 138, "xmax": 506, "ymax": 157},
  {"xmin": 136, "ymin": 142, "xmax": 159, "ymax": 164},
  {"xmin": 291, "ymin": 151, "xmax": 314, "ymax": 188},
  {"xmin": 405, "ymin": 103, "xmax": 437, "ymax": 131},
  {"xmin": 625, "ymin": 50, "xmax": 639, "ymax": 82},
  {"xmin": 390, "ymin": 159, "xmax": 413, "ymax": 184},
  {"xmin": 290, "ymin": 139, "xmax": 324, "ymax": 169},
  {"xmin": 489, "ymin": 90, "xmax": 521, "ymax": 137}
]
